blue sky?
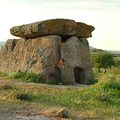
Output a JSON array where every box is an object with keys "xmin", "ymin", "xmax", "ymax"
[{"xmin": 0, "ymin": 0, "xmax": 120, "ymax": 50}]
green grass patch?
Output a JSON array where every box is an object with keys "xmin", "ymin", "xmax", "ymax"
[
  {"xmin": 0, "ymin": 78, "xmax": 120, "ymax": 119},
  {"xmin": 0, "ymin": 67, "xmax": 120, "ymax": 119},
  {"xmin": 0, "ymin": 70, "xmax": 74, "ymax": 85},
  {"xmin": 13, "ymin": 70, "xmax": 45, "ymax": 83},
  {"xmin": 33, "ymin": 79, "xmax": 120, "ymax": 108},
  {"xmin": 1, "ymin": 70, "xmax": 58, "ymax": 85}
]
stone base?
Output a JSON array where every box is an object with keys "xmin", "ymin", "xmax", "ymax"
[{"xmin": 0, "ymin": 35, "xmax": 94, "ymax": 84}]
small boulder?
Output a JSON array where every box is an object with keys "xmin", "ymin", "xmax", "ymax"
[{"xmin": 55, "ymin": 108, "xmax": 69, "ymax": 118}]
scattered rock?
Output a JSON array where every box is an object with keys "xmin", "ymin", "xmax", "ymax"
[
  {"xmin": 15, "ymin": 93, "xmax": 33, "ymax": 101},
  {"xmin": 55, "ymin": 108, "xmax": 69, "ymax": 118},
  {"xmin": 42, "ymin": 108, "xmax": 69, "ymax": 119}
]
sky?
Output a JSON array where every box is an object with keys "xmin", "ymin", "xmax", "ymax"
[{"xmin": 0, "ymin": 0, "xmax": 120, "ymax": 50}]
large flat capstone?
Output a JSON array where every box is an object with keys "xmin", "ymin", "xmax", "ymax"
[{"xmin": 10, "ymin": 19, "xmax": 95, "ymax": 38}]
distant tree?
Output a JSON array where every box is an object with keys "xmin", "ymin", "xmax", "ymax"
[{"xmin": 91, "ymin": 52, "xmax": 114, "ymax": 72}]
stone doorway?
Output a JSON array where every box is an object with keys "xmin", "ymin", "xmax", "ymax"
[{"xmin": 74, "ymin": 67, "xmax": 85, "ymax": 84}]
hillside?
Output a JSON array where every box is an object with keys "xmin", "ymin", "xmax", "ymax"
[
  {"xmin": 89, "ymin": 46, "xmax": 103, "ymax": 52},
  {"xmin": 90, "ymin": 46, "xmax": 120, "ymax": 55}
]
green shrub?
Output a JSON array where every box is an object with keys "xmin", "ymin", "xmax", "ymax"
[
  {"xmin": 24, "ymin": 73, "xmax": 45, "ymax": 83},
  {"xmin": 91, "ymin": 52, "xmax": 114, "ymax": 72},
  {"xmin": 13, "ymin": 70, "xmax": 45, "ymax": 83},
  {"xmin": 90, "ymin": 79, "xmax": 120, "ymax": 105},
  {"xmin": 103, "ymin": 80, "xmax": 120, "ymax": 91},
  {"xmin": 12, "ymin": 71, "xmax": 59, "ymax": 85},
  {"xmin": 13, "ymin": 70, "xmax": 26, "ymax": 79}
]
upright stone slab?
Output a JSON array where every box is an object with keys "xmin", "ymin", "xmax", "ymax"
[
  {"xmin": 60, "ymin": 37, "xmax": 94, "ymax": 84},
  {"xmin": 0, "ymin": 35, "xmax": 61, "ymax": 81}
]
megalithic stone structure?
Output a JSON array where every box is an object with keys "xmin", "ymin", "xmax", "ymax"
[{"xmin": 0, "ymin": 18, "xmax": 95, "ymax": 84}]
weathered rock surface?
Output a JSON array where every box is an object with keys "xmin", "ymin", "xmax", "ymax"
[
  {"xmin": 0, "ymin": 35, "xmax": 61, "ymax": 81},
  {"xmin": 60, "ymin": 37, "xmax": 94, "ymax": 84},
  {"xmin": 55, "ymin": 108, "xmax": 69, "ymax": 118},
  {"xmin": 10, "ymin": 19, "xmax": 95, "ymax": 38},
  {"xmin": 41, "ymin": 107, "xmax": 69, "ymax": 119},
  {"xmin": 0, "ymin": 18, "xmax": 95, "ymax": 84},
  {"xmin": 0, "ymin": 35, "xmax": 94, "ymax": 84}
]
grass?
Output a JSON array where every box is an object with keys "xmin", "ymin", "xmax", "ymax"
[
  {"xmin": 32, "ymin": 79, "xmax": 120, "ymax": 114},
  {"xmin": 114, "ymin": 56, "xmax": 120, "ymax": 67},
  {"xmin": 2, "ymin": 70, "xmax": 57, "ymax": 85},
  {"xmin": 11, "ymin": 70, "xmax": 45, "ymax": 83},
  {"xmin": 0, "ymin": 68, "xmax": 120, "ymax": 119},
  {"xmin": 0, "ymin": 71, "xmax": 8, "ymax": 77},
  {"xmin": 1, "ymin": 70, "xmax": 75, "ymax": 85}
]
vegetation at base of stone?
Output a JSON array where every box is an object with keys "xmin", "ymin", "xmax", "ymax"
[
  {"xmin": 61, "ymin": 80, "xmax": 75, "ymax": 85},
  {"xmin": 9, "ymin": 70, "xmax": 57, "ymax": 85},
  {"xmin": 91, "ymin": 51, "xmax": 115, "ymax": 72},
  {"xmin": 88, "ymin": 78, "xmax": 98, "ymax": 85},
  {"xmin": 45, "ymin": 79, "xmax": 58, "ymax": 85},
  {"xmin": 13, "ymin": 71, "xmax": 83, "ymax": 85},
  {"xmin": 0, "ymin": 70, "xmax": 75, "ymax": 85},
  {"xmin": 13, "ymin": 70, "xmax": 45, "ymax": 83}
]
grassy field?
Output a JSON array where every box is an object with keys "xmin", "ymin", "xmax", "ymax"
[{"xmin": 0, "ymin": 67, "xmax": 120, "ymax": 119}]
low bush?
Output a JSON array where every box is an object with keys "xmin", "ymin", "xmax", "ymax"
[
  {"xmin": 13, "ymin": 70, "xmax": 45, "ymax": 83},
  {"xmin": 103, "ymin": 80, "xmax": 120, "ymax": 91}
]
